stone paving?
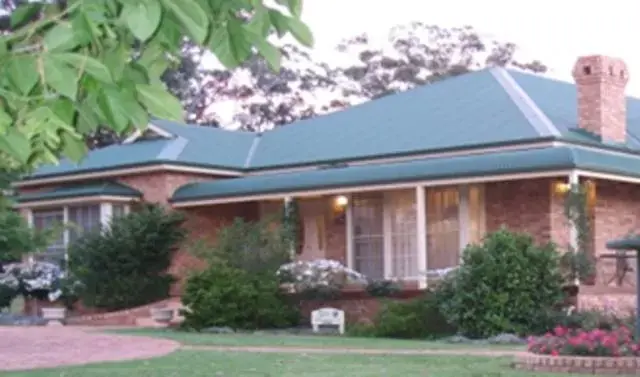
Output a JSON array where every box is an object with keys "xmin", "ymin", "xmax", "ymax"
[{"xmin": 0, "ymin": 326, "xmax": 180, "ymax": 371}]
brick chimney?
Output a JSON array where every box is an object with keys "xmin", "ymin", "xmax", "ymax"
[{"xmin": 572, "ymin": 55, "xmax": 629, "ymax": 143}]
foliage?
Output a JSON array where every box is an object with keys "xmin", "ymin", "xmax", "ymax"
[
  {"xmin": 277, "ymin": 259, "xmax": 367, "ymax": 300},
  {"xmin": 562, "ymin": 183, "xmax": 596, "ymax": 284},
  {"xmin": 68, "ymin": 204, "xmax": 185, "ymax": 310},
  {"xmin": 192, "ymin": 217, "xmax": 291, "ymax": 275},
  {"xmin": 368, "ymin": 293, "xmax": 457, "ymax": 339},
  {"xmin": 365, "ymin": 279, "xmax": 402, "ymax": 298},
  {"xmin": 0, "ymin": 260, "xmax": 80, "ymax": 310},
  {"xmin": 191, "ymin": 23, "xmax": 549, "ymax": 130},
  {"xmin": 436, "ymin": 228, "xmax": 566, "ymax": 338},
  {"xmin": 528, "ymin": 326, "xmax": 640, "ymax": 357},
  {"xmin": 181, "ymin": 264, "xmax": 299, "ymax": 331},
  {"xmin": 0, "ymin": 0, "xmax": 312, "ymax": 168},
  {"xmin": 0, "ymin": 207, "xmax": 55, "ymax": 265}
]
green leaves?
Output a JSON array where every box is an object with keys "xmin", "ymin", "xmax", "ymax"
[
  {"xmin": 0, "ymin": 0, "xmax": 314, "ymax": 169},
  {"xmin": 43, "ymin": 54, "xmax": 79, "ymax": 100},
  {"xmin": 136, "ymin": 84, "xmax": 183, "ymax": 121},
  {"xmin": 124, "ymin": 0, "xmax": 162, "ymax": 41},
  {"xmin": 161, "ymin": 0, "xmax": 208, "ymax": 43}
]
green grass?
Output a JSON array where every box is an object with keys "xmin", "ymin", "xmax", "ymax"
[
  {"xmin": 0, "ymin": 350, "xmax": 579, "ymax": 377},
  {"xmin": 111, "ymin": 328, "xmax": 525, "ymax": 350}
]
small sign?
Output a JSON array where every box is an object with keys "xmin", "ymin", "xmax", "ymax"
[{"xmin": 311, "ymin": 307, "xmax": 345, "ymax": 334}]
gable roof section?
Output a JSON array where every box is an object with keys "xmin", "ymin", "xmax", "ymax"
[
  {"xmin": 17, "ymin": 181, "xmax": 142, "ymax": 204},
  {"xmin": 24, "ymin": 67, "xmax": 640, "ymax": 182},
  {"xmin": 172, "ymin": 145, "xmax": 640, "ymax": 204},
  {"xmin": 26, "ymin": 120, "xmax": 256, "ymax": 181}
]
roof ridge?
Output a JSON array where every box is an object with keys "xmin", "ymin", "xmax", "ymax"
[
  {"xmin": 244, "ymin": 134, "xmax": 262, "ymax": 168},
  {"xmin": 490, "ymin": 67, "xmax": 562, "ymax": 138},
  {"xmin": 157, "ymin": 136, "xmax": 189, "ymax": 160}
]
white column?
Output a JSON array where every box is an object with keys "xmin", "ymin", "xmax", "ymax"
[
  {"xmin": 100, "ymin": 202, "xmax": 113, "ymax": 229},
  {"xmin": 62, "ymin": 206, "xmax": 69, "ymax": 265},
  {"xmin": 25, "ymin": 208, "xmax": 33, "ymax": 227},
  {"xmin": 382, "ymin": 193, "xmax": 393, "ymax": 279},
  {"xmin": 283, "ymin": 196, "xmax": 295, "ymax": 259},
  {"xmin": 416, "ymin": 186, "xmax": 427, "ymax": 289},
  {"xmin": 345, "ymin": 194, "xmax": 354, "ymax": 269},
  {"xmin": 458, "ymin": 185, "xmax": 470, "ymax": 263},
  {"xmin": 568, "ymin": 171, "xmax": 579, "ymax": 251}
]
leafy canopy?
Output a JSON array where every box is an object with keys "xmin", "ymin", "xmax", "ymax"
[{"xmin": 0, "ymin": 0, "xmax": 312, "ymax": 168}]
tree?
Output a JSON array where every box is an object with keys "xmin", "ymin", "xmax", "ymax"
[
  {"xmin": 0, "ymin": 0, "xmax": 313, "ymax": 167},
  {"xmin": 336, "ymin": 23, "xmax": 547, "ymax": 99},
  {"xmin": 194, "ymin": 22, "xmax": 547, "ymax": 130}
]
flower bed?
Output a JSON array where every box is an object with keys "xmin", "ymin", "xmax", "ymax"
[{"xmin": 515, "ymin": 326, "xmax": 640, "ymax": 374}]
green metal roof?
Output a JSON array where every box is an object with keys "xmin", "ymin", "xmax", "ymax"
[
  {"xmin": 171, "ymin": 145, "xmax": 640, "ymax": 202},
  {"xmin": 25, "ymin": 68, "xmax": 640, "ymax": 180},
  {"xmin": 17, "ymin": 181, "xmax": 142, "ymax": 203}
]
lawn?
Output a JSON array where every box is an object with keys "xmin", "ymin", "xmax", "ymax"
[
  {"xmin": 0, "ymin": 350, "xmax": 574, "ymax": 377},
  {"xmin": 111, "ymin": 328, "xmax": 525, "ymax": 351}
]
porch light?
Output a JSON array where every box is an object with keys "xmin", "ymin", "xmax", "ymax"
[
  {"xmin": 554, "ymin": 182, "xmax": 571, "ymax": 195},
  {"xmin": 334, "ymin": 195, "xmax": 349, "ymax": 208}
]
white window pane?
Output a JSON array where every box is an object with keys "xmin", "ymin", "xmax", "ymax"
[
  {"xmin": 427, "ymin": 187, "xmax": 460, "ymax": 269},
  {"xmin": 68, "ymin": 204, "xmax": 101, "ymax": 243},
  {"xmin": 112, "ymin": 204, "xmax": 126, "ymax": 219},
  {"xmin": 32, "ymin": 208, "xmax": 65, "ymax": 263},
  {"xmin": 387, "ymin": 190, "xmax": 418, "ymax": 279},
  {"xmin": 352, "ymin": 194, "xmax": 384, "ymax": 279}
]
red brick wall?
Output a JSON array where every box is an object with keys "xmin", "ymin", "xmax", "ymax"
[
  {"xmin": 118, "ymin": 171, "xmax": 215, "ymax": 206},
  {"xmin": 485, "ymin": 178, "xmax": 568, "ymax": 247}
]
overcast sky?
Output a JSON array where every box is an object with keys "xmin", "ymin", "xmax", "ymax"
[{"xmin": 300, "ymin": 0, "xmax": 640, "ymax": 94}]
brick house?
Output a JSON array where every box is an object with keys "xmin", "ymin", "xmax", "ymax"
[{"xmin": 12, "ymin": 54, "xmax": 640, "ymax": 319}]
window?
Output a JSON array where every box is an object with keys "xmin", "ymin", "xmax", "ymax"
[
  {"xmin": 426, "ymin": 187, "xmax": 460, "ymax": 269},
  {"xmin": 352, "ymin": 194, "xmax": 385, "ymax": 279},
  {"xmin": 348, "ymin": 184, "xmax": 486, "ymax": 281},
  {"xmin": 68, "ymin": 204, "xmax": 101, "ymax": 243},
  {"xmin": 32, "ymin": 209, "xmax": 65, "ymax": 266},
  {"xmin": 29, "ymin": 202, "xmax": 130, "ymax": 266}
]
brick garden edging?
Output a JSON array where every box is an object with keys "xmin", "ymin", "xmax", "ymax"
[{"xmin": 514, "ymin": 353, "xmax": 640, "ymax": 375}]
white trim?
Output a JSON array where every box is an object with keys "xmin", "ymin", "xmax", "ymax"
[
  {"xmin": 100, "ymin": 202, "xmax": 113, "ymax": 228},
  {"xmin": 122, "ymin": 123, "xmax": 175, "ymax": 144},
  {"xmin": 284, "ymin": 196, "xmax": 294, "ymax": 259},
  {"xmin": 382, "ymin": 194, "xmax": 393, "ymax": 279},
  {"xmin": 458, "ymin": 185, "xmax": 470, "ymax": 263},
  {"xmin": 172, "ymin": 170, "xmax": 571, "ymax": 208},
  {"xmin": 345, "ymin": 194, "xmax": 354, "ymax": 270},
  {"xmin": 15, "ymin": 195, "xmax": 139, "ymax": 209},
  {"xmin": 574, "ymin": 169, "xmax": 640, "ymax": 185},
  {"xmin": 490, "ymin": 68, "xmax": 561, "ymax": 137},
  {"xmin": 249, "ymin": 140, "xmax": 557, "ymax": 176},
  {"xmin": 62, "ymin": 207, "xmax": 69, "ymax": 265},
  {"xmin": 415, "ymin": 186, "xmax": 427, "ymax": 289},
  {"xmin": 25, "ymin": 208, "xmax": 33, "ymax": 227},
  {"xmin": 13, "ymin": 164, "xmax": 242, "ymax": 188}
]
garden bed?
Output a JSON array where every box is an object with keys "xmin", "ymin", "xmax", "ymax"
[{"xmin": 514, "ymin": 353, "xmax": 640, "ymax": 375}]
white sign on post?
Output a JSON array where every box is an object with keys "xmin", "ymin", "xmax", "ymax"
[{"xmin": 311, "ymin": 307, "xmax": 345, "ymax": 334}]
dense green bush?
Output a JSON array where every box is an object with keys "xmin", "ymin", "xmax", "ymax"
[
  {"xmin": 183, "ymin": 218, "xmax": 298, "ymax": 331},
  {"xmin": 370, "ymin": 293, "xmax": 457, "ymax": 339},
  {"xmin": 68, "ymin": 204, "xmax": 185, "ymax": 310},
  {"xmin": 181, "ymin": 264, "xmax": 299, "ymax": 330},
  {"xmin": 436, "ymin": 228, "xmax": 565, "ymax": 338}
]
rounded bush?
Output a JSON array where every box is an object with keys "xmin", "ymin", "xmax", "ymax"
[
  {"xmin": 181, "ymin": 264, "xmax": 299, "ymax": 331},
  {"xmin": 436, "ymin": 229, "xmax": 565, "ymax": 338}
]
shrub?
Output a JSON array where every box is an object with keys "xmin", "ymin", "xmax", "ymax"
[
  {"xmin": 528, "ymin": 326, "xmax": 640, "ymax": 357},
  {"xmin": 183, "ymin": 218, "xmax": 299, "ymax": 330},
  {"xmin": 370, "ymin": 293, "xmax": 457, "ymax": 339},
  {"xmin": 181, "ymin": 264, "xmax": 299, "ymax": 330},
  {"xmin": 436, "ymin": 228, "xmax": 565, "ymax": 338},
  {"xmin": 277, "ymin": 259, "xmax": 367, "ymax": 300},
  {"xmin": 68, "ymin": 204, "xmax": 185, "ymax": 310},
  {"xmin": 0, "ymin": 208, "xmax": 56, "ymax": 265}
]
